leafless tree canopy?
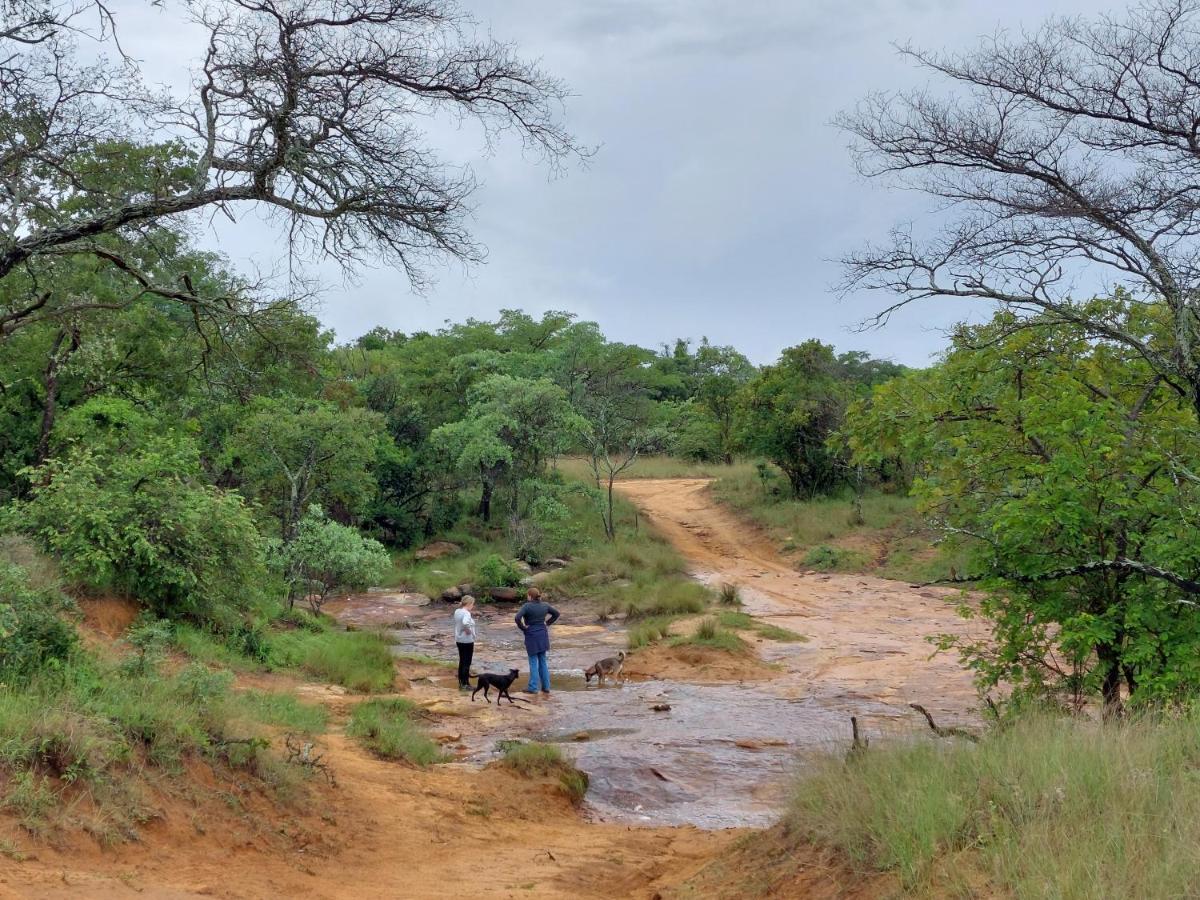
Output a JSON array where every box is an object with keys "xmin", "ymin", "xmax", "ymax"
[
  {"xmin": 0, "ymin": 0, "xmax": 582, "ymax": 336},
  {"xmin": 838, "ymin": 0, "xmax": 1200, "ymax": 413}
]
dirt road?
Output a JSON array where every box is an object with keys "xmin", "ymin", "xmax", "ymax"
[{"xmin": 615, "ymin": 478, "xmax": 985, "ymax": 726}]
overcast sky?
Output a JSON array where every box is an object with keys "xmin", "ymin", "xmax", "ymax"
[{"xmin": 117, "ymin": 0, "xmax": 1112, "ymax": 365}]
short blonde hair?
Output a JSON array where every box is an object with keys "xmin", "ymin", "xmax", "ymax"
[{"xmin": 461, "ymin": 595, "xmax": 475, "ymax": 607}]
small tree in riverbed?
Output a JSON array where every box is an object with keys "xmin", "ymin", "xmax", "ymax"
[{"xmin": 279, "ymin": 507, "xmax": 392, "ymax": 613}]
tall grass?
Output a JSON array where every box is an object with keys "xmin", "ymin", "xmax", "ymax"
[
  {"xmin": 627, "ymin": 616, "xmax": 675, "ymax": 650},
  {"xmin": 346, "ymin": 698, "xmax": 443, "ymax": 766},
  {"xmin": 0, "ymin": 659, "xmax": 311, "ymax": 837},
  {"xmin": 670, "ymin": 617, "xmax": 746, "ymax": 653},
  {"xmin": 270, "ymin": 629, "xmax": 395, "ymax": 693},
  {"xmin": 787, "ymin": 712, "xmax": 1200, "ymax": 898}
]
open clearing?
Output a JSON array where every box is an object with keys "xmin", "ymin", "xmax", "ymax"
[{"xmin": 2, "ymin": 478, "xmax": 982, "ymax": 899}]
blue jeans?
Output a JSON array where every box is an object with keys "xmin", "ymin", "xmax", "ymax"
[{"xmin": 527, "ymin": 652, "xmax": 550, "ymax": 692}]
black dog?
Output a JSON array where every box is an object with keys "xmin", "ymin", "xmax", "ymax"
[{"xmin": 472, "ymin": 668, "xmax": 520, "ymax": 705}]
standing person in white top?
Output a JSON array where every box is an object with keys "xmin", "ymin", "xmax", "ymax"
[{"xmin": 453, "ymin": 596, "xmax": 477, "ymax": 692}]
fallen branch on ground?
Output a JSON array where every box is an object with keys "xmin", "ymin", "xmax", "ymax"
[{"xmin": 909, "ymin": 704, "xmax": 979, "ymax": 743}]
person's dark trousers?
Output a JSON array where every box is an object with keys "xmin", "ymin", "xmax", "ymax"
[{"xmin": 456, "ymin": 641, "xmax": 475, "ymax": 687}]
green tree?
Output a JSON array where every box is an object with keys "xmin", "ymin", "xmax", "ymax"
[
  {"xmin": 736, "ymin": 340, "xmax": 848, "ymax": 499},
  {"xmin": 428, "ymin": 375, "xmax": 579, "ymax": 521},
  {"xmin": 848, "ymin": 306, "xmax": 1200, "ymax": 710},
  {"xmin": 10, "ymin": 415, "xmax": 270, "ymax": 625},
  {"xmin": 224, "ymin": 397, "xmax": 386, "ymax": 539},
  {"xmin": 278, "ymin": 506, "xmax": 392, "ymax": 613}
]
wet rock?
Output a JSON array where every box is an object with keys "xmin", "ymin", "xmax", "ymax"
[
  {"xmin": 414, "ymin": 541, "xmax": 462, "ymax": 561},
  {"xmin": 440, "ymin": 586, "xmax": 463, "ymax": 603},
  {"xmin": 489, "ymin": 586, "xmax": 520, "ymax": 602}
]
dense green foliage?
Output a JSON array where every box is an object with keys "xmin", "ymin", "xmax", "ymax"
[{"xmin": 848, "ymin": 306, "xmax": 1200, "ymax": 707}]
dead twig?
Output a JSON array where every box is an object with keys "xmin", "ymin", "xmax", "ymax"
[{"xmin": 909, "ymin": 704, "xmax": 980, "ymax": 743}]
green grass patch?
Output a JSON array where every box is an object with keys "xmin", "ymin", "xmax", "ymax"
[
  {"xmin": 669, "ymin": 617, "xmax": 747, "ymax": 653},
  {"xmin": 712, "ymin": 465, "xmax": 970, "ymax": 582},
  {"xmin": 787, "ymin": 711, "xmax": 1200, "ymax": 898},
  {"xmin": 499, "ymin": 741, "xmax": 589, "ymax": 804},
  {"xmin": 270, "ymin": 629, "xmax": 395, "ymax": 693},
  {"xmin": 230, "ymin": 691, "xmax": 327, "ymax": 734},
  {"xmin": 392, "ymin": 652, "xmax": 454, "ymax": 668},
  {"xmin": 754, "ymin": 622, "xmax": 806, "ymax": 642},
  {"xmin": 627, "ymin": 615, "xmax": 676, "ymax": 650},
  {"xmin": 346, "ymin": 698, "xmax": 443, "ymax": 765},
  {"xmin": 0, "ymin": 658, "xmax": 307, "ymax": 839}
]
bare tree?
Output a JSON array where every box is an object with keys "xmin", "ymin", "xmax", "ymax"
[
  {"xmin": 0, "ymin": 0, "xmax": 583, "ymax": 337},
  {"xmin": 838, "ymin": 0, "xmax": 1200, "ymax": 419}
]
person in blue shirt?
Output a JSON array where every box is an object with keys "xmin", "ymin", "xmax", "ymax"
[{"xmin": 514, "ymin": 588, "xmax": 560, "ymax": 695}]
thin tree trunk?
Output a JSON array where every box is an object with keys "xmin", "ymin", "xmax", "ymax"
[{"xmin": 35, "ymin": 326, "xmax": 78, "ymax": 466}]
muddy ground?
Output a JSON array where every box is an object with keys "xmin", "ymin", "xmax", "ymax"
[{"xmin": 1, "ymin": 478, "xmax": 984, "ymax": 899}]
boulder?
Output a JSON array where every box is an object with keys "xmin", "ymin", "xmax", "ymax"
[
  {"xmin": 544, "ymin": 558, "xmax": 569, "ymax": 570},
  {"xmin": 489, "ymin": 586, "xmax": 520, "ymax": 602},
  {"xmin": 527, "ymin": 571, "xmax": 553, "ymax": 586},
  {"xmin": 582, "ymin": 572, "xmax": 615, "ymax": 586},
  {"xmin": 457, "ymin": 583, "xmax": 475, "ymax": 597},
  {"xmin": 511, "ymin": 560, "xmax": 533, "ymax": 574},
  {"xmin": 440, "ymin": 586, "xmax": 463, "ymax": 603},
  {"xmin": 414, "ymin": 541, "xmax": 462, "ymax": 561}
]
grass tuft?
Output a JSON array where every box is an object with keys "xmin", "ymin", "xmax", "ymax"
[
  {"xmin": 669, "ymin": 617, "xmax": 746, "ymax": 653},
  {"xmin": 500, "ymin": 741, "xmax": 589, "ymax": 804},
  {"xmin": 347, "ymin": 698, "xmax": 443, "ymax": 765}
]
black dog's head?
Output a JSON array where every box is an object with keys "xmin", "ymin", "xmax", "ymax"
[{"xmin": 507, "ymin": 668, "xmax": 519, "ymax": 679}]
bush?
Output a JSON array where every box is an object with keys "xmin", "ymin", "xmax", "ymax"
[
  {"xmin": 277, "ymin": 506, "xmax": 392, "ymax": 613},
  {"xmin": 718, "ymin": 583, "xmax": 741, "ymax": 606},
  {"xmin": 476, "ymin": 553, "xmax": 523, "ymax": 588},
  {"xmin": 0, "ymin": 552, "xmax": 77, "ymax": 682},
  {"xmin": 508, "ymin": 494, "xmax": 580, "ymax": 564},
  {"xmin": 347, "ymin": 698, "xmax": 442, "ymax": 765},
  {"xmin": 10, "ymin": 429, "xmax": 272, "ymax": 625}
]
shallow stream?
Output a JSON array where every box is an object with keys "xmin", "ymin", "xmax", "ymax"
[{"xmin": 330, "ymin": 591, "xmax": 910, "ymax": 829}]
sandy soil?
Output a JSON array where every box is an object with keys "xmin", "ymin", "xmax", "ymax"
[
  {"xmin": 0, "ymin": 661, "xmax": 734, "ymax": 900},
  {"xmin": 615, "ymin": 478, "xmax": 986, "ymax": 726}
]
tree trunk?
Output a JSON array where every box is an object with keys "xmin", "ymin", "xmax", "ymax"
[
  {"xmin": 479, "ymin": 478, "xmax": 493, "ymax": 522},
  {"xmin": 605, "ymin": 476, "xmax": 616, "ymax": 540},
  {"xmin": 1098, "ymin": 644, "xmax": 1123, "ymax": 716},
  {"xmin": 35, "ymin": 326, "xmax": 78, "ymax": 466}
]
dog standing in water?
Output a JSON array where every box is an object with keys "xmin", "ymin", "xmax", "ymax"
[{"xmin": 584, "ymin": 652, "xmax": 625, "ymax": 686}]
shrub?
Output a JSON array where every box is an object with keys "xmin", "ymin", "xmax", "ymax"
[
  {"xmin": 476, "ymin": 553, "xmax": 523, "ymax": 588},
  {"xmin": 277, "ymin": 506, "xmax": 392, "ymax": 613},
  {"xmin": 347, "ymin": 698, "xmax": 442, "ymax": 765},
  {"xmin": 803, "ymin": 545, "xmax": 843, "ymax": 569},
  {"xmin": 719, "ymin": 583, "xmax": 742, "ymax": 606},
  {"xmin": 10, "ymin": 430, "xmax": 271, "ymax": 625},
  {"xmin": 0, "ymin": 554, "xmax": 77, "ymax": 682}
]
